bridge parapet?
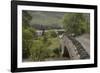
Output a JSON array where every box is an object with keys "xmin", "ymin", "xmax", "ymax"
[{"xmin": 60, "ymin": 35, "xmax": 80, "ymax": 60}]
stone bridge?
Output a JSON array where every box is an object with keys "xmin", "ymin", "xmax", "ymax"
[{"xmin": 60, "ymin": 35, "xmax": 90, "ymax": 60}]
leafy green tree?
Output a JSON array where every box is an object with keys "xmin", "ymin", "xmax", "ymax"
[
  {"xmin": 22, "ymin": 28, "xmax": 36, "ymax": 58},
  {"xmin": 48, "ymin": 30, "xmax": 57, "ymax": 38},
  {"xmin": 44, "ymin": 31, "xmax": 57, "ymax": 38},
  {"xmin": 22, "ymin": 11, "xmax": 32, "ymax": 28},
  {"xmin": 62, "ymin": 13, "xmax": 90, "ymax": 36},
  {"xmin": 22, "ymin": 11, "xmax": 36, "ymax": 59},
  {"xmin": 29, "ymin": 31, "xmax": 60, "ymax": 61},
  {"xmin": 30, "ymin": 39, "xmax": 52, "ymax": 61}
]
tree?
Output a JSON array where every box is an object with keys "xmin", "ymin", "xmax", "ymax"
[
  {"xmin": 44, "ymin": 30, "xmax": 57, "ymax": 38},
  {"xmin": 22, "ymin": 11, "xmax": 32, "ymax": 28},
  {"xmin": 22, "ymin": 11, "xmax": 36, "ymax": 59},
  {"xmin": 30, "ymin": 38, "xmax": 52, "ymax": 61},
  {"xmin": 62, "ymin": 13, "xmax": 90, "ymax": 36}
]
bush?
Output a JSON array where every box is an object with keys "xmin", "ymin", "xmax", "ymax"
[
  {"xmin": 53, "ymin": 48, "xmax": 61, "ymax": 57},
  {"xmin": 30, "ymin": 39, "xmax": 52, "ymax": 61},
  {"xmin": 22, "ymin": 27, "xmax": 36, "ymax": 59},
  {"xmin": 44, "ymin": 30, "xmax": 57, "ymax": 38}
]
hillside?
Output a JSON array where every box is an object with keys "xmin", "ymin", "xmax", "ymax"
[
  {"xmin": 27, "ymin": 10, "xmax": 65, "ymax": 29},
  {"xmin": 24, "ymin": 10, "xmax": 90, "ymax": 30}
]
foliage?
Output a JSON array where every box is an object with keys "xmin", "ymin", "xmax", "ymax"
[
  {"xmin": 44, "ymin": 30, "xmax": 57, "ymax": 38},
  {"xmin": 22, "ymin": 11, "xmax": 36, "ymax": 59},
  {"xmin": 22, "ymin": 11, "xmax": 32, "ymax": 29},
  {"xmin": 62, "ymin": 13, "xmax": 90, "ymax": 36},
  {"xmin": 29, "ymin": 38, "xmax": 52, "ymax": 61},
  {"xmin": 53, "ymin": 48, "xmax": 61, "ymax": 57},
  {"xmin": 29, "ymin": 30, "xmax": 61, "ymax": 61},
  {"xmin": 22, "ymin": 11, "xmax": 61, "ymax": 60},
  {"xmin": 22, "ymin": 28, "xmax": 36, "ymax": 58}
]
